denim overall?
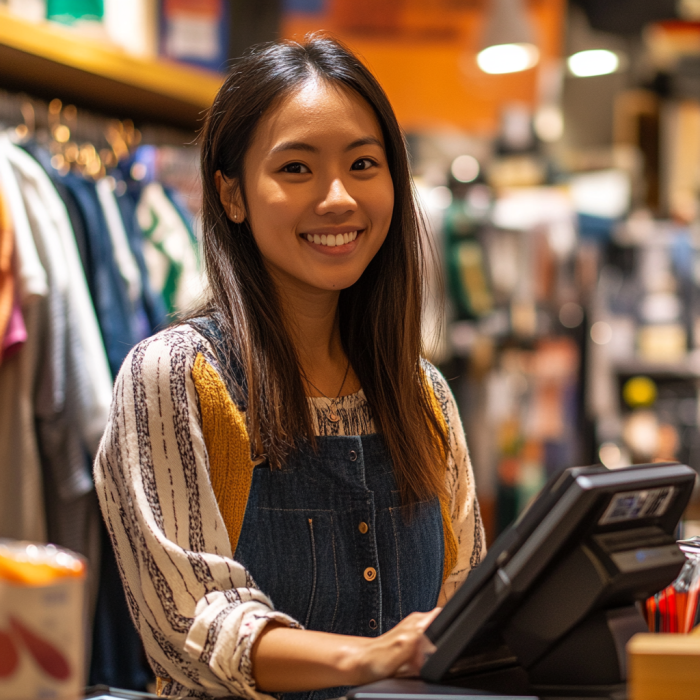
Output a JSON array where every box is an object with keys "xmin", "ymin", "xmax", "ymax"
[{"xmin": 191, "ymin": 317, "xmax": 445, "ymax": 700}]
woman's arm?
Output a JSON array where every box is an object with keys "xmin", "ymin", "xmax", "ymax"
[
  {"xmin": 252, "ymin": 609, "xmax": 440, "ymax": 692},
  {"xmin": 94, "ymin": 327, "xmax": 301, "ymax": 700},
  {"xmin": 423, "ymin": 361, "xmax": 487, "ymax": 605}
]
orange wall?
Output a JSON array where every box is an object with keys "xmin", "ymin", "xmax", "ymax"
[{"xmin": 283, "ymin": 0, "xmax": 565, "ymax": 134}]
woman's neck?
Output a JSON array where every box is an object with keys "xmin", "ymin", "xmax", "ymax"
[{"xmin": 272, "ymin": 274, "xmax": 358, "ymax": 398}]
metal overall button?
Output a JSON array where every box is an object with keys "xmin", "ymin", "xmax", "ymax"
[
  {"xmin": 358, "ymin": 521, "xmax": 369, "ymax": 534},
  {"xmin": 364, "ymin": 566, "xmax": 377, "ymax": 581}
]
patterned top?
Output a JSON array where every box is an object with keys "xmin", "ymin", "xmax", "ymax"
[{"xmin": 93, "ymin": 325, "xmax": 485, "ymax": 700}]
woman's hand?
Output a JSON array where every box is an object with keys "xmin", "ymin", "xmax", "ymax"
[
  {"xmin": 348, "ymin": 608, "xmax": 442, "ymax": 683},
  {"xmin": 252, "ymin": 608, "xmax": 442, "ymax": 692}
]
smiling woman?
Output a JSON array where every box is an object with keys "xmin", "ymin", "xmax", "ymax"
[{"xmin": 94, "ymin": 34, "xmax": 485, "ymax": 700}]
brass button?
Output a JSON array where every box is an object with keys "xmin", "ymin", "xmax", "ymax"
[
  {"xmin": 349, "ymin": 450, "xmax": 357, "ymax": 461},
  {"xmin": 369, "ymin": 618, "xmax": 378, "ymax": 630},
  {"xmin": 358, "ymin": 521, "xmax": 369, "ymax": 534},
  {"xmin": 364, "ymin": 566, "xmax": 377, "ymax": 581}
]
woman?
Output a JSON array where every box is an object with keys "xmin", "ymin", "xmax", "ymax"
[{"xmin": 95, "ymin": 35, "xmax": 485, "ymax": 700}]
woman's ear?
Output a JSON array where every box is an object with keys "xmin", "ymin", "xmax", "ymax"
[{"xmin": 215, "ymin": 170, "xmax": 246, "ymax": 223}]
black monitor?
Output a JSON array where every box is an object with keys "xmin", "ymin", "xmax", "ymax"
[{"xmin": 421, "ymin": 462, "xmax": 696, "ymax": 699}]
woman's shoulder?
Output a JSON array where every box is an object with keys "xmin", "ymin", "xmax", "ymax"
[
  {"xmin": 420, "ymin": 358, "xmax": 456, "ymax": 431},
  {"xmin": 116, "ymin": 322, "xmax": 221, "ymax": 386}
]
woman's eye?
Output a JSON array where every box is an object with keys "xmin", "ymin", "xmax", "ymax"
[
  {"xmin": 282, "ymin": 162, "xmax": 310, "ymax": 174},
  {"xmin": 351, "ymin": 158, "xmax": 376, "ymax": 171}
]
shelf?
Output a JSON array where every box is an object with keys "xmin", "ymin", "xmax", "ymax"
[
  {"xmin": 0, "ymin": 10, "xmax": 223, "ymax": 130},
  {"xmin": 612, "ymin": 357, "xmax": 700, "ymax": 378}
]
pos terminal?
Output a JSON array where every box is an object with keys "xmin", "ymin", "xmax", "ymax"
[{"xmin": 351, "ymin": 462, "xmax": 696, "ymax": 700}]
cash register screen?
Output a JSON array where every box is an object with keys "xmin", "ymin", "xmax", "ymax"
[{"xmin": 421, "ymin": 462, "xmax": 696, "ymax": 686}]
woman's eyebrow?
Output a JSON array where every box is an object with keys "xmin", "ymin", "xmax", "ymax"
[
  {"xmin": 270, "ymin": 140, "xmax": 317, "ymax": 155},
  {"xmin": 345, "ymin": 136, "xmax": 384, "ymax": 152},
  {"xmin": 269, "ymin": 136, "xmax": 384, "ymax": 156}
]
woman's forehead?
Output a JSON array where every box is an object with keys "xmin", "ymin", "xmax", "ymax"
[{"xmin": 253, "ymin": 80, "xmax": 384, "ymax": 152}]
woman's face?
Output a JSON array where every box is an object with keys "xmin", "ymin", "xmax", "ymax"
[{"xmin": 228, "ymin": 80, "xmax": 394, "ymax": 295}]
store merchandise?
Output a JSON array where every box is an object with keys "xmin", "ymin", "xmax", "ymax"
[
  {"xmin": 645, "ymin": 537, "xmax": 700, "ymax": 634},
  {"xmin": 440, "ymin": 177, "xmax": 588, "ymax": 538},
  {"xmin": 159, "ymin": 0, "xmax": 229, "ymax": 72},
  {"xmin": 0, "ymin": 95, "xmax": 203, "ymax": 689}
]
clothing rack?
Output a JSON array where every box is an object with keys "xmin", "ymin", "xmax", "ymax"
[{"xmin": 0, "ymin": 87, "xmax": 199, "ymax": 155}]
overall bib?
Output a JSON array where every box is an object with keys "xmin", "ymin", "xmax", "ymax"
[
  {"xmin": 191, "ymin": 318, "xmax": 445, "ymax": 700},
  {"xmin": 236, "ymin": 436, "xmax": 444, "ymax": 700}
]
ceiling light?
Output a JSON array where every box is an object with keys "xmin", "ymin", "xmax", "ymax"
[
  {"xmin": 477, "ymin": 0, "xmax": 539, "ymax": 75},
  {"xmin": 477, "ymin": 44, "xmax": 540, "ymax": 74},
  {"xmin": 567, "ymin": 49, "xmax": 620, "ymax": 77},
  {"xmin": 451, "ymin": 155, "xmax": 480, "ymax": 183}
]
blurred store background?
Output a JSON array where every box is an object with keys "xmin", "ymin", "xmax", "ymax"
[{"xmin": 4, "ymin": 0, "xmax": 700, "ymax": 689}]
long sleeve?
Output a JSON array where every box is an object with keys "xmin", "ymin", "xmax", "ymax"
[
  {"xmin": 93, "ymin": 327, "xmax": 299, "ymax": 699},
  {"xmin": 423, "ymin": 362, "xmax": 486, "ymax": 604}
]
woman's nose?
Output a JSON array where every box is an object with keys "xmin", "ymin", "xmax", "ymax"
[{"xmin": 316, "ymin": 177, "xmax": 357, "ymax": 215}]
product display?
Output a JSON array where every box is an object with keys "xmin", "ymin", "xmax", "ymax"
[{"xmin": 0, "ymin": 95, "xmax": 203, "ymax": 689}]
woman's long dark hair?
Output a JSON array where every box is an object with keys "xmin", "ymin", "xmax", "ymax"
[{"xmin": 198, "ymin": 34, "xmax": 448, "ymax": 505}]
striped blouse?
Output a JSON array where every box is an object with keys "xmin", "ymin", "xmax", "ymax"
[{"xmin": 93, "ymin": 324, "xmax": 485, "ymax": 699}]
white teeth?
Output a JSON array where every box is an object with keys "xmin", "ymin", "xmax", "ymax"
[{"xmin": 307, "ymin": 230, "xmax": 360, "ymax": 247}]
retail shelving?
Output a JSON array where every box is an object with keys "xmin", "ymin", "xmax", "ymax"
[
  {"xmin": 612, "ymin": 358, "xmax": 700, "ymax": 378},
  {"xmin": 0, "ymin": 9, "xmax": 223, "ymax": 129}
]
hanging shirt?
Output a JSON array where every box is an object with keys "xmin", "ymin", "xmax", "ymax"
[
  {"xmin": 137, "ymin": 182, "xmax": 203, "ymax": 315},
  {"xmin": 5, "ymin": 143, "xmax": 113, "ymax": 455},
  {"xmin": 114, "ymin": 185, "xmax": 168, "ymax": 336},
  {"xmin": 0, "ymin": 135, "xmax": 49, "ymax": 542}
]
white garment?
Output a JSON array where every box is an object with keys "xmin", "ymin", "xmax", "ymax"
[
  {"xmin": 96, "ymin": 177, "xmax": 142, "ymax": 303},
  {"xmin": 0, "ymin": 138, "xmax": 46, "ymax": 303},
  {"xmin": 4, "ymin": 141, "xmax": 113, "ymax": 454}
]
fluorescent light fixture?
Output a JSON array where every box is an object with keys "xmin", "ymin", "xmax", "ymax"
[
  {"xmin": 567, "ymin": 49, "xmax": 619, "ymax": 77},
  {"xmin": 477, "ymin": 43, "xmax": 539, "ymax": 74},
  {"xmin": 451, "ymin": 155, "xmax": 480, "ymax": 183}
]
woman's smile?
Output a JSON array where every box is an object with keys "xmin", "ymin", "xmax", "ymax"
[{"xmin": 302, "ymin": 227, "xmax": 363, "ymax": 253}]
